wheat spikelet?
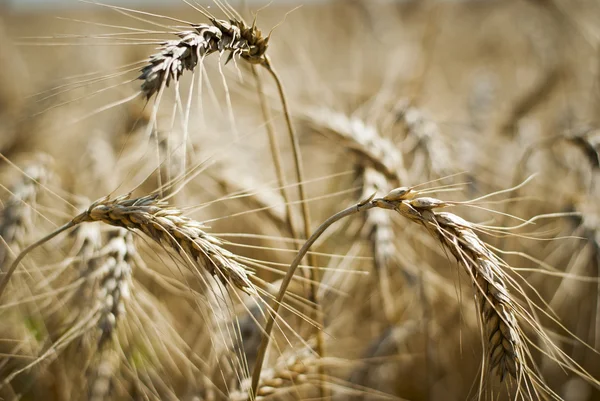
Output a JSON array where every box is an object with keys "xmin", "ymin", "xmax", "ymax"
[
  {"xmin": 375, "ymin": 193, "xmax": 521, "ymax": 379},
  {"xmin": 140, "ymin": 18, "xmax": 269, "ymax": 99},
  {"xmin": 89, "ymin": 347, "xmax": 119, "ymax": 401},
  {"xmin": 433, "ymin": 212, "xmax": 519, "ymax": 379},
  {"xmin": 70, "ymin": 222, "xmax": 103, "ymax": 275},
  {"xmin": 230, "ymin": 349, "xmax": 319, "ymax": 400},
  {"xmin": 73, "ymin": 194, "xmax": 256, "ymax": 295},
  {"xmin": 0, "ymin": 162, "xmax": 47, "ymax": 268},
  {"xmin": 395, "ymin": 105, "xmax": 453, "ymax": 178},
  {"xmin": 87, "ymin": 228, "xmax": 133, "ymax": 401},
  {"xmin": 303, "ymin": 108, "xmax": 406, "ymax": 184},
  {"xmin": 95, "ymin": 228, "xmax": 133, "ymax": 347}
]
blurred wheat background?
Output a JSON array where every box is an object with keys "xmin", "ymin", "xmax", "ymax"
[{"xmin": 0, "ymin": 0, "xmax": 599, "ymax": 400}]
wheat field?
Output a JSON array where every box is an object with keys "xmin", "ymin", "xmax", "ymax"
[{"xmin": 0, "ymin": 0, "xmax": 599, "ymax": 400}]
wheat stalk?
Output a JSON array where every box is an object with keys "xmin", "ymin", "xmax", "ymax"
[{"xmin": 251, "ymin": 185, "xmax": 535, "ymax": 398}]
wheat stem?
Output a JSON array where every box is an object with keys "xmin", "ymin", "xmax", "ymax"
[
  {"xmin": 249, "ymin": 200, "xmax": 374, "ymax": 399},
  {"xmin": 250, "ymin": 65, "xmax": 298, "ymax": 239},
  {"xmin": 262, "ymin": 56, "xmax": 328, "ymax": 398}
]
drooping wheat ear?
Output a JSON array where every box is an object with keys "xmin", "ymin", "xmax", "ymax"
[
  {"xmin": 395, "ymin": 105, "xmax": 453, "ymax": 178},
  {"xmin": 140, "ymin": 18, "xmax": 269, "ymax": 99},
  {"xmin": 73, "ymin": 194, "xmax": 257, "ymax": 295},
  {"xmin": 304, "ymin": 108, "xmax": 406, "ymax": 184},
  {"xmin": 432, "ymin": 212, "xmax": 519, "ymax": 379},
  {"xmin": 252, "ymin": 189, "xmax": 525, "ymax": 396},
  {"xmin": 375, "ymin": 195, "xmax": 521, "ymax": 379},
  {"xmin": 0, "ymin": 162, "xmax": 47, "ymax": 268}
]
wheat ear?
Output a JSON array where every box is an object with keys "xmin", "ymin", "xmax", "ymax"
[
  {"xmin": 396, "ymin": 105, "xmax": 453, "ymax": 178},
  {"xmin": 88, "ymin": 228, "xmax": 134, "ymax": 401},
  {"xmin": 140, "ymin": 17, "xmax": 269, "ymax": 99},
  {"xmin": 0, "ymin": 193, "xmax": 257, "ymax": 303},
  {"xmin": 73, "ymin": 194, "xmax": 257, "ymax": 295},
  {"xmin": 303, "ymin": 107, "xmax": 406, "ymax": 184},
  {"xmin": 251, "ymin": 186, "xmax": 528, "ymax": 398},
  {"xmin": 0, "ymin": 163, "xmax": 47, "ymax": 268},
  {"xmin": 232, "ymin": 349, "xmax": 320, "ymax": 400}
]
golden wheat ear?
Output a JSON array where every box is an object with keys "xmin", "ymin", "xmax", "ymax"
[
  {"xmin": 0, "ymin": 160, "xmax": 49, "ymax": 269},
  {"xmin": 139, "ymin": 15, "xmax": 269, "ymax": 100},
  {"xmin": 249, "ymin": 181, "xmax": 600, "ymax": 399},
  {"xmin": 0, "ymin": 193, "xmax": 259, "ymax": 302}
]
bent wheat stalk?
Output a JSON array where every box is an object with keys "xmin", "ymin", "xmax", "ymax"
[{"xmin": 250, "ymin": 185, "xmax": 548, "ymax": 398}]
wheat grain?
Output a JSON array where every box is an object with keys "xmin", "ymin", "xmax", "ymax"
[
  {"xmin": 95, "ymin": 228, "xmax": 134, "ymax": 346},
  {"xmin": 231, "ymin": 348, "xmax": 318, "ymax": 400}
]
